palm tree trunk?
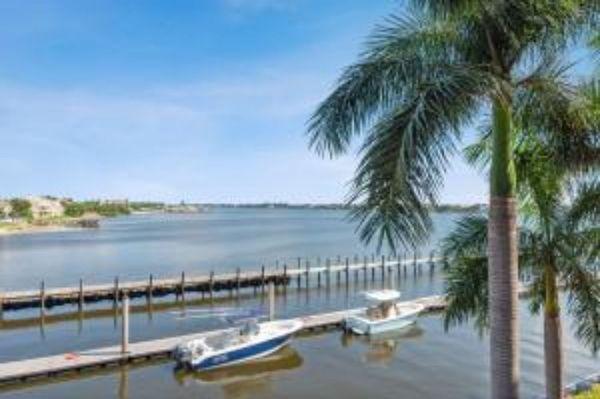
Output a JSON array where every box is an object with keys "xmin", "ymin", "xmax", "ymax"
[
  {"xmin": 488, "ymin": 95, "xmax": 519, "ymax": 399},
  {"xmin": 544, "ymin": 265, "xmax": 563, "ymax": 399}
]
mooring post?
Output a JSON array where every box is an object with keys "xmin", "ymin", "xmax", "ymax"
[
  {"xmin": 413, "ymin": 252, "xmax": 417, "ymax": 276},
  {"xmin": 40, "ymin": 280, "xmax": 46, "ymax": 315},
  {"xmin": 326, "ymin": 258, "xmax": 331, "ymax": 286},
  {"xmin": 261, "ymin": 265, "xmax": 266, "ymax": 292},
  {"xmin": 268, "ymin": 281, "xmax": 275, "ymax": 321},
  {"xmin": 296, "ymin": 258, "xmax": 301, "ymax": 289},
  {"xmin": 363, "ymin": 256, "xmax": 367, "ymax": 281},
  {"xmin": 381, "ymin": 255, "xmax": 385, "ymax": 281},
  {"xmin": 148, "ymin": 274, "xmax": 154, "ymax": 300},
  {"xmin": 305, "ymin": 260, "xmax": 310, "ymax": 289},
  {"xmin": 429, "ymin": 251, "xmax": 435, "ymax": 273},
  {"xmin": 371, "ymin": 261, "xmax": 375, "ymax": 281},
  {"xmin": 317, "ymin": 257, "xmax": 322, "ymax": 287},
  {"xmin": 114, "ymin": 277, "xmax": 120, "ymax": 304},
  {"xmin": 78, "ymin": 278, "xmax": 84, "ymax": 310},
  {"xmin": 180, "ymin": 271, "xmax": 186, "ymax": 300},
  {"xmin": 121, "ymin": 295, "xmax": 129, "ymax": 354},
  {"xmin": 345, "ymin": 257, "xmax": 350, "ymax": 283}
]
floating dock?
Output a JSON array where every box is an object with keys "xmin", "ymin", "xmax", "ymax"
[
  {"xmin": 0, "ymin": 254, "xmax": 443, "ymax": 312},
  {"xmin": 0, "ymin": 295, "xmax": 446, "ymax": 386}
]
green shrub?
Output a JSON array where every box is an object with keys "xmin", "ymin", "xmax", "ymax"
[{"xmin": 9, "ymin": 198, "xmax": 32, "ymax": 219}]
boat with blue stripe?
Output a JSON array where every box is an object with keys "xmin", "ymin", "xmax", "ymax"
[{"xmin": 173, "ymin": 319, "xmax": 303, "ymax": 371}]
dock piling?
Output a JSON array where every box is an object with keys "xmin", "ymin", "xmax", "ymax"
[
  {"xmin": 268, "ymin": 282, "xmax": 275, "ymax": 321},
  {"xmin": 40, "ymin": 281, "xmax": 45, "ymax": 316},
  {"xmin": 148, "ymin": 274, "xmax": 153, "ymax": 299},
  {"xmin": 114, "ymin": 277, "xmax": 119, "ymax": 304},
  {"xmin": 180, "ymin": 271, "xmax": 186, "ymax": 300},
  {"xmin": 78, "ymin": 279, "xmax": 84, "ymax": 310},
  {"xmin": 121, "ymin": 295, "xmax": 129, "ymax": 354}
]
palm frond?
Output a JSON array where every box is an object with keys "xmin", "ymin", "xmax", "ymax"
[
  {"xmin": 441, "ymin": 214, "xmax": 488, "ymax": 261},
  {"xmin": 307, "ymin": 11, "xmax": 461, "ymax": 157},
  {"xmin": 348, "ymin": 65, "xmax": 487, "ymax": 251},
  {"xmin": 514, "ymin": 69, "xmax": 600, "ymax": 174},
  {"xmin": 561, "ymin": 252, "xmax": 600, "ymax": 354},
  {"xmin": 566, "ymin": 179, "xmax": 600, "ymax": 228},
  {"xmin": 444, "ymin": 256, "xmax": 489, "ymax": 333}
]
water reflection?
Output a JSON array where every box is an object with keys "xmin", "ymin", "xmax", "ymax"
[
  {"xmin": 341, "ymin": 325, "xmax": 424, "ymax": 366},
  {"xmin": 173, "ymin": 346, "xmax": 303, "ymax": 399}
]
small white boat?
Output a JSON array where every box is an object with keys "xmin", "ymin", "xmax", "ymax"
[
  {"xmin": 173, "ymin": 319, "xmax": 303, "ymax": 371},
  {"xmin": 344, "ymin": 290, "xmax": 424, "ymax": 335}
]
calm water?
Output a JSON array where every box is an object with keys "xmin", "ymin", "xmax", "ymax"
[{"xmin": 0, "ymin": 209, "xmax": 597, "ymax": 398}]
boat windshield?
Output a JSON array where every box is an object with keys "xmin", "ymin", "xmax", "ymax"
[{"xmin": 239, "ymin": 319, "xmax": 260, "ymax": 336}]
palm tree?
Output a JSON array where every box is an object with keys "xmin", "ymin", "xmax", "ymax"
[
  {"xmin": 307, "ymin": 1, "xmax": 598, "ymax": 397},
  {"xmin": 443, "ymin": 107, "xmax": 599, "ymax": 398}
]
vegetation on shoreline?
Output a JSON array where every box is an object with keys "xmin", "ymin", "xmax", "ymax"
[
  {"xmin": 573, "ymin": 384, "xmax": 600, "ymax": 399},
  {"xmin": 62, "ymin": 201, "xmax": 131, "ymax": 218}
]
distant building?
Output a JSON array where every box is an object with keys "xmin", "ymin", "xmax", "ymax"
[{"xmin": 26, "ymin": 196, "xmax": 64, "ymax": 219}]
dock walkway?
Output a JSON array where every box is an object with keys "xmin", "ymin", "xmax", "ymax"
[
  {"xmin": 0, "ymin": 295, "xmax": 446, "ymax": 386},
  {"xmin": 1, "ymin": 255, "xmax": 443, "ymax": 312}
]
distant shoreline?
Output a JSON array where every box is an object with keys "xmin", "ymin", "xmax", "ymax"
[{"xmin": 0, "ymin": 224, "xmax": 76, "ymax": 236}]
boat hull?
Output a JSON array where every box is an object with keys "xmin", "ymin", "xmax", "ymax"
[
  {"xmin": 190, "ymin": 333, "xmax": 293, "ymax": 371},
  {"xmin": 345, "ymin": 314, "xmax": 418, "ymax": 335}
]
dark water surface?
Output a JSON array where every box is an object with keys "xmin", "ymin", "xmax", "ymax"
[{"xmin": 0, "ymin": 209, "xmax": 597, "ymax": 398}]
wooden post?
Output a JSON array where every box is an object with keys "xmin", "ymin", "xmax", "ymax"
[
  {"xmin": 413, "ymin": 252, "xmax": 417, "ymax": 276},
  {"xmin": 296, "ymin": 258, "xmax": 301, "ymax": 289},
  {"xmin": 429, "ymin": 251, "xmax": 435, "ymax": 273},
  {"xmin": 261, "ymin": 265, "xmax": 266, "ymax": 292},
  {"xmin": 78, "ymin": 279, "xmax": 84, "ymax": 310},
  {"xmin": 148, "ymin": 274, "xmax": 154, "ymax": 299},
  {"xmin": 121, "ymin": 295, "xmax": 129, "ymax": 354},
  {"xmin": 209, "ymin": 271, "xmax": 214, "ymax": 297},
  {"xmin": 345, "ymin": 257, "xmax": 349, "ymax": 283},
  {"xmin": 305, "ymin": 260, "xmax": 310, "ymax": 289},
  {"xmin": 180, "ymin": 271, "xmax": 186, "ymax": 300},
  {"xmin": 40, "ymin": 280, "xmax": 46, "ymax": 315},
  {"xmin": 381, "ymin": 255, "xmax": 385, "ymax": 281},
  {"xmin": 268, "ymin": 282, "xmax": 275, "ymax": 321},
  {"xmin": 326, "ymin": 258, "xmax": 331, "ymax": 286},
  {"xmin": 363, "ymin": 256, "xmax": 368, "ymax": 281},
  {"xmin": 114, "ymin": 277, "xmax": 119, "ymax": 304}
]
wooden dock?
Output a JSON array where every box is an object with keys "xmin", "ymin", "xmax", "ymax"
[
  {"xmin": 0, "ymin": 295, "xmax": 446, "ymax": 387},
  {"xmin": 0, "ymin": 254, "xmax": 443, "ymax": 312}
]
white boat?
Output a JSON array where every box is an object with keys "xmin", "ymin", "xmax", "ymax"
[
  {"xmin": 173, "ymin": 319, "xmax": 303, "ymax": 371},
  {"xmin": 344, "ymin": 290, "xmax": 424, "ymax": 335}
]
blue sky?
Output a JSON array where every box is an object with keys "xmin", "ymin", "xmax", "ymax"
[{"xmin": 0, "ymin": 0, "xmax": 487, "ymax": 204}]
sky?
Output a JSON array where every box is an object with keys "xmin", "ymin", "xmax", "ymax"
[{"xmin": 0, "ymin": 0, "xmax": 487, "ymax": 204}]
